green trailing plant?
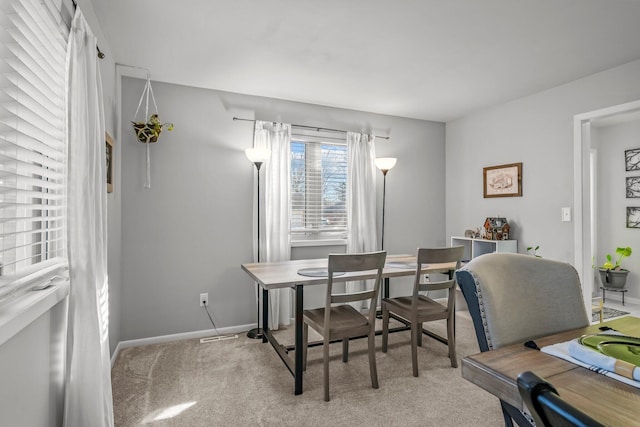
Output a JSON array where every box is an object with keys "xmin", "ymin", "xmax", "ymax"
[
  {"xmin": 526, "ymin": 245, "xmax": 541, "ymax": 258},
  {"xmin": 601, "ymin": 246, "xmax": 632, "ymax": 271},
  {"xmin": 132, "ymin": 114, "xmax": 174, "ymax": 143}
]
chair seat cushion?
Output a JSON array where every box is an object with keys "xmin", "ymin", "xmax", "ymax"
[
  {"xmin": 383, "ymin": 295, "xmax": 448, "ymax": 319},
  {"xmin": 304, "ymin": 305, "xmax": 370, "ymax": 337}
]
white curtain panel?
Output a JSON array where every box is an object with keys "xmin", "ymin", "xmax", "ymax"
[
  {"xmin": 254, "ymin": 121, "xmax": 292, "ymax": 329},
  {"xmin": 346, "ymin": 132, "xmax": 378, "ymax": 310},
  {"xmin": 64, "ymin": 9, "xmax": 114, "ymax": 427}
]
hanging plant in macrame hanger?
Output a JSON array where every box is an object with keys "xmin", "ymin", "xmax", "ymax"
[{"xmin": 131, "ymin": 74, "xmax": 173, "ymax": 188}]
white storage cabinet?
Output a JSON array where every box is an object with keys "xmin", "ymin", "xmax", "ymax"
[{"xmin": 450, "ymin": 236, "xmax": 518, "ymax": 261}]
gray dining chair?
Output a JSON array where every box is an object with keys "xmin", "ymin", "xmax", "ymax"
[
  {"xmin": 456, "ymin": 253, "xmax": 590, "ymax": 427},
  {"xmin": 381, "ymin": 246, "xmax": 464, "ymax": 376},
  {"xmin": 302, "ymin": 250, "xmax": 387, "ymax": 402}
]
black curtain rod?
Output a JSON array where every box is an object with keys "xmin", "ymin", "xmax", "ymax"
[
  {"xmin": 233, "ymin": 117, "xmax": 389, "ymax": 140},
  {"xmin": 70, "ymin": 0, "xmax": 105, "ymax": 59}
]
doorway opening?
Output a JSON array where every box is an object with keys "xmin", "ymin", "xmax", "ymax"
[{"xmin": 574, "ymin": 100, "xmax": 640, "ymax": 312}]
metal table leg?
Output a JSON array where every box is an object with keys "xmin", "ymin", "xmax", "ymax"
[
  {"xmin": 294, "ymin": 284, "xmax": 304, "ymax": 395},
  {"xmin": 262, "ymin": 288, "xmax": 269, "ymax": 344},
  {"xmin": 384, "ymin": 277, "xmax": 390, "ymax": 299}
]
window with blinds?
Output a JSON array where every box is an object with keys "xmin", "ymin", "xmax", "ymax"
[
  {"xmin": 291, "ymin": 138, "xmax": 348, "ymax": 241},
  {"xmin": 0, "ymin": 0, "xmax": 70, "ymax": 300}
]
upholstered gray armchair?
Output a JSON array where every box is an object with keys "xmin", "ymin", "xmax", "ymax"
[{"xmin": 456, "ymin": 253, "xmax": 590, "ymax": 427}]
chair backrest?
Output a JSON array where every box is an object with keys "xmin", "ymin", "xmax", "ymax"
[
  {"xmin": 414, "ymin": 246, "xmax": 464, "ymax": 310},
  {"xmin": 456, "ymin": 253, "xmax": 589, "ymax": 351},
  {"xmin": 517, "ymin": 371, "xmax": 605, "ymax": 427},
  {"xmin": 327, "ymin": 251, "xmax": 387, "ymax": 307}
]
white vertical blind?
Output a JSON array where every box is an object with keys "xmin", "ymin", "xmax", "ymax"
[{"xmin": 0, "ymin": 0, "xmax": 69, "ymax": 299}]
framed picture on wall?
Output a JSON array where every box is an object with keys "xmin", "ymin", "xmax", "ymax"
[
  {"xmin": 106, "ymin": 132, "xmax": 114, "ymax": 193},
  {"xmin": 627, "ymin": 176, "xmax": 640, "ymax": 198},
  {"xmin": 483, "ymin": 162, "xmax": 522, "ymax": 198},
  {"xmin": 627, "ymin": 207, "xmax": 640, "ymax": 228},
  {"xmin": 625, "ymin": 148, "xmax": 640, "ymax": 171}
]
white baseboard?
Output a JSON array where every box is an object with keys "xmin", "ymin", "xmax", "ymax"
[
  {"xmin": 110, "ymin": 341, "xmax": 122, "ymax": 368},
  {"xmin": 110, "ymin": 323, "xmax": 255, "ymax": 366}
]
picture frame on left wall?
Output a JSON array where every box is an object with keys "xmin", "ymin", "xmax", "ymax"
[{"xmin": 106, "ymin": 132, "xmax": 114, "ymax": 193}]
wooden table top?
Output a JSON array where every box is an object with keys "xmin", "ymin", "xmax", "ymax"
[
  {"xmin": 241, "ymin": 254, "xmax": 457, "ymax": 289},
  {"xmin": 462, "ymin": 316, "xmax": 640, "ymax": 425}
]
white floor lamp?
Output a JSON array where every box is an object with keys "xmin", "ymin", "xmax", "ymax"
[
  {"xmin": 375, "ymin": 157, "xmax": 397, "ymax": 304},
  {"xmin": 375, "ymin": 157, "xmax": 397, "ymax": 251},
  {"xmin": 246, "ymin": 147, "xmax": 270, "ymax": 339}
]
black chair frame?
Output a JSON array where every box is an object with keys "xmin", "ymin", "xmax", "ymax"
[{"xmin": 517, "ymin": 371, "xmax": 605, "ymax": 427}]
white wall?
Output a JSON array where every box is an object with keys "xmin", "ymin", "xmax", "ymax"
[
  {"xmin": 119, "ymin": 77, "xmax": 445, "ymax": 340},
  {"xmin": 446, "ymin": 59, "xmax": 640, "ymax": 264},
  {"xmin": 593, "ymin": 119, "xmax": 640, "ymax": 300},
  {"xmin": 0, "ymin": 298, "xmax": 68, "ymax": 426}
]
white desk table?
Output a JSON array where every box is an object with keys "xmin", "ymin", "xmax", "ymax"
[{"xmin": 241, "ymin": 255, "xmax": 457, "ymax": 395}]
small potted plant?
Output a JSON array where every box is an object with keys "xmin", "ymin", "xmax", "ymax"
[
  {"xmin": 132, "ymin": 114, "xmax": 174, "ymax": 143},
  {"xmin": 598, "ymin": 246, "xmax": 632, "ymax": 289},
  {"xmin": 526, "ymin": 245, "xmax": 541, "ymax": 258}
]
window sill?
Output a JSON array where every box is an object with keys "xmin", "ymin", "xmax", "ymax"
[
  {"xmin": 291, "ymin": 239, "xmax": 347, "ymax": 248},
  {"xmin": 0, "ymin": 279, "xmax": 70, "ymax": 347}
]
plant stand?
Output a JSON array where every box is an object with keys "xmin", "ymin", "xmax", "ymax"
[{"xmin": 600, "ymin": 286, "xmax": 628, "ymax": 306}]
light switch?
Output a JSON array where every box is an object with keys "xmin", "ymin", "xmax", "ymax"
[{"xmin": 562, "ymin": 207, "xmax": 571, "ymax": 222}]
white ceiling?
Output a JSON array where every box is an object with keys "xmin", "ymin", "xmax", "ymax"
[{"xmin": 92, "ymin": 0, "xmax": 640, "ymax": 123}]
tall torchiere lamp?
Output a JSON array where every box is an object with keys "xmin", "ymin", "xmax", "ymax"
[
  {"xmin": 246, "ymin": 147, "xmax": 271, "ymax": 339},
  {"xmin": 375, "ymin": 157, "xmax": 397, "ymax": 251},
  {"xmin": 375, "ymin": 157, "xmax": 397, "ymax": 302}
]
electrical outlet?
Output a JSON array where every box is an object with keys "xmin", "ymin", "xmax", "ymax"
[{"xmin": 200, "ymin": 293, "xmax": 209, "ymax": 307}]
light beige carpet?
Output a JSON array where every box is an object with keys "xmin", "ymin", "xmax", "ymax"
[{"xmin": 112, "ymin": 311, "xmax": 504, "ymax": 426}]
